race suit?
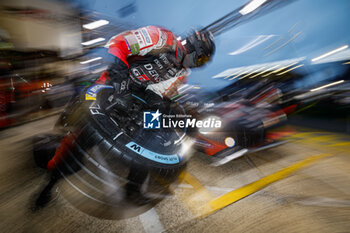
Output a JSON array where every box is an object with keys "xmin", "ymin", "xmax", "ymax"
[{"xmin": 96, "ymin": 25, "xmax": 189, "ymax": 99}]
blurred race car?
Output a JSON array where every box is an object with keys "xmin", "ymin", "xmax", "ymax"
[{"xmin": 179, "ymin": 84, "xmax": 297, "ymax": 166}]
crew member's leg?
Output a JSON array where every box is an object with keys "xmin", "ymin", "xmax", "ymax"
[
  {"xmin": 125, "ymin": 164, "xmax": 150, "ymax": 205},
  {"xmin": 47, "ymin": 133, "xmax": 77, "ymax": 171},
  {"xmin": 34, "ymin": 133, "xmax": 77, "ymax": 209}
]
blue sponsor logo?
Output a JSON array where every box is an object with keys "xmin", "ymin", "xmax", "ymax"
[
  {"xmin": 141, "ymin": 28, "xmax": 152, "ymax": 44},
  {"xmin": 126, "ymin": 142, "xmax": 180, "ymax": 164},
  {"xmin": 85, "ymin": 84, "xmax": 113, "ymax": 100},
  {"xmin": 143, "ymin": 110, "xmax": 161, "ymax": 129}
]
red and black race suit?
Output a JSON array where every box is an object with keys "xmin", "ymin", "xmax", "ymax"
[{"xmin": 96, "ymin": 25, "xmax": 189, "ymax": 98}]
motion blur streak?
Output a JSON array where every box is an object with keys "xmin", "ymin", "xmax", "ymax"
[
  {"xmin": 239, "ymin": 0, "xmax": 268, "ymax": 15},
  {"xmin": 80, "ymin": 57, "xmax": 102, "ymax": 64},
  {"xmin": 0, "ymin": 0, "xmax": 350, "ymax": 232},
  {"xmin": 81, "ymin": 38, "xmax": 106, "ymax": 46},
  {"xmin": 310, "ymin": 80, "xmax": 345, "ymax": 92},
  {"xmin": 229, "ymin": 35, "xmax": 274, "ymax": 55},
  {"xmin": 276, "ymin": 64, "xmax": 304, "ymax": 76},
  {"xmin": 83, "ymin": 20, "xmax": 109, "ymax": 30},
  {"xmin": 311, "ymin": 45, "xmax": 349, "ymax": 62}
]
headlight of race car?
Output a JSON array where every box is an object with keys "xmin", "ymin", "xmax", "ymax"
[{"xmin": 224, "ymin": 137, "xmax": 236, "ymax": 147}]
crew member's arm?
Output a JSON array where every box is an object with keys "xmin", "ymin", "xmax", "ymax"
[
  {"xmin": 95, "ymin": 32, "xmax": 132, "ymax": 84},
  {"xmin": 97, "ymin": 26, "xmax": 178, "ymax": 85}
]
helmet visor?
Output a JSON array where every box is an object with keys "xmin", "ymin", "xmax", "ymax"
[{"xmin": 196, "ymin": 55, "xmax": 210, "ymax": 66}]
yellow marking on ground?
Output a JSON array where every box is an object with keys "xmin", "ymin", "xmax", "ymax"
[
  {"xmin": 179, "ymin": 171, "xmax": 214, "ymax": 200},
  {"xmin": 300, "ymin": 136, "xmax": 340, "ymax": 146},
  {"xmin": 291, "ymin": 138, "xmax": 348, "ymax": 156},
  {"xmin": 328, "ymin": 142, "xmax": 350, "ymax": 147},
  {"xmin": 201, "ymin": 153, "xmax": 333, "ymax": 217},
  {"xmin": 286, "ymin": 132, "xmax": 316, "ymax": 138},
  {"xmin": 178, "ymin": 171, "xmax": 215, "ymax": 216},
  {"xmin": 293, "ymin": 126, "xmax": 350, "ymax": 139},
  {"xmin": 309, "ymin": 135, "xmax": 338, "ymax": 142},
  {"xmin": 283, "ymin": 127, "xmax": 350, "ymax": 150},
  {"xmin": 286, "ymin": 129, "xmax": 350, "ymax": 153}
]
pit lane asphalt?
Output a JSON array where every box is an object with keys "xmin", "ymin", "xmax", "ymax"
[{"xmin": 0, "ymin": 115, "xmax": 350, "ymax": 233}]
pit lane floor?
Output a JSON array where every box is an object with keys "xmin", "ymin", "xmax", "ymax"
[{"xmin": 0, "ymin": 115, "xmax": 349, "ymax": 233}]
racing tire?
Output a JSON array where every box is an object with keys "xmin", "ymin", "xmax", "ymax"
[
  {"xmin": 75, "ymin": 103, "xmax": 187, "ymax": 188},
  {"xmin": 58, "ymin": 87, "xmax": 188, "ymax": 205}
]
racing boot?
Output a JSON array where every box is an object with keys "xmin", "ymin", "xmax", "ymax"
[
  {"xmin": 34, "ymin": 170, "xmax": 61, "ymax": 210},
  {"xmin": 125, "ymin": 166, "xmax": 151, "ymax": 206}
]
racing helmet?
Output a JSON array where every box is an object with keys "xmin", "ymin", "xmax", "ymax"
[{"xmin": 182, "ymin": 30, "xmax": 215, "ymax": 68}]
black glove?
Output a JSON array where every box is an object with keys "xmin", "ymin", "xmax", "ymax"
[
  {"xmin": 105, "ymin": 92, "xmax": 132, "ymax": 112},
  {"xmin": 111, "ymin": 78, "xmax": 131, "ymax": 96}
]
